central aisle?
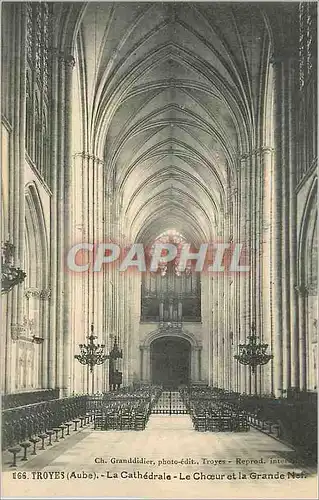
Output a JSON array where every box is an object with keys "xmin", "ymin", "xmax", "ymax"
[
  {"xmin": 4, "ymin": 416, "xmax": 317, "ymax": 499},
  {"xmin": 147, "ymin": 414, "xmax": 193, "ymax": 430}
]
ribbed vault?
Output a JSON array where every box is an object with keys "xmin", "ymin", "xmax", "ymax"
[{"xmin": 74, "ymin": 2, "xmax": 273, "ymax": 244}]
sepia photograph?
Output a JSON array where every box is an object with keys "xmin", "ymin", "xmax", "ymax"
[{"xmin": 1, "ymin": 1, "xmax": 318, "ymax": 499}]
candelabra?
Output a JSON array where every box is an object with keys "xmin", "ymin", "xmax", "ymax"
[
  {"xmin": 1, "ymin": 241, "xmax": 26, "ymax": 294},
  {"xmin": 74, "ymin": 324, "xmax": 122, "ymax": 393},
  {"xmin": 108, "ymin": 335, "xmax": 123, "ymax": 390},
  {"xmin": 109, "ymin": 336, "xmax": 123, "ymax": 360},
  {"xmin": 234, "ymin": 323, "xmax": 273, "ymax": 393}
]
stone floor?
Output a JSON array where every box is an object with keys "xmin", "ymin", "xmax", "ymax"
[{"xmin": 2, "ymin": 415, "xmax": 317, "ymax": 499}]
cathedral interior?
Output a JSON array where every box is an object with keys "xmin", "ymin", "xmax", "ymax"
[{"xmin": 1, "ymin": 2, "xmax": 318, "ymax": 494}]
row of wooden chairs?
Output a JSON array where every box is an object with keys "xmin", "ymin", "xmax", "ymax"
[
  {"xmin": 92, "ymin": 397, "xmax": 152, "ymax": 431},
  {"xmin": 5, "ymin": 412, "xmax": 94, "ymax": 468},
  {"xmin": 91, "ymin": 385, "xmax": 163, "ymax": 431},
  {"xmin": 181, "ymin": 391, "xmax": 250, "ymax": 433},
  {"xmin": 94, "ymin": 408, "xmax": 149, "ymax": 431},
  {"xmin": 190, "ymin": 409, "xmax": 249, "ymax": 432}
]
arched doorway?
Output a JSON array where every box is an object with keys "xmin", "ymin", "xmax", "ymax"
[{"xmin": 150, "ymin": 337, "xmax": 191, "ymax": 388}]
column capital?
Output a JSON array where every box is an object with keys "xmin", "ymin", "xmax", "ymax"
[
  {"xmin": 295, "ymin": 283, "xmax": 309, "ymax": 297},
  {"xmin": 24, "ymin": 287, "xmax": 41, "ymax": 299},
  {"xmin": 239, "ymin": 147, "xmax": 274, "ymax": 160},
  {"xmin": 51, "ymin": 49, "xmax": 75, "ymax": 68},
  {"xmin": 73, "ymin": 151, "xmax": 105, "ymax": 166},
  {"xmin": 194, "ymin": 345, "xmax": 202, "ymax": 352},
  {"xmin": 40, "ymin": 288, "xmax": 51, "ymax": 301},
  {"xmin": 258, "ymin": 147, "xmax": 274, "ymax": 155},
  {"xmin": 240, "ymin": 151, "xmax": 251, "ymax": 161},
  {"xmin": 270, "ymin": 50, "xmax": 299, "ymax": 65},
  {"xmin": 64, "ymin": 55, "xmax": 76, "ymax": 68},
  {"xmin": 140, "ymin": 345, "xmax": 150, "ymax": 352},
  {"xmin": 305, "ymin": 283, "xmax": 317, "ymax": 296}
]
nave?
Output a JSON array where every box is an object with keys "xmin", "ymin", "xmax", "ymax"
[
  {"xmin": 2, "ymin": 384, "xmax": 317, "ymax": 499},
  {"xmin": 2, "ymin": 414, "xmax": 317, "ymax": 499},
  {"xmin": 1, "ymin": 2, "xmax": 317, "ymax": 498}
]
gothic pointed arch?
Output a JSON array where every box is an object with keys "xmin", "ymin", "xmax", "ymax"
[
  {"xmin": 141, "ymin": 326, "xmax": 202, "ymax": 350},
  {"xmin": 15, "ymin": 182, "xmax": 49, "ymax": 392},
  {"xmin": 298, "ymin": 177, "xmax": 318, "ymax": 390}
]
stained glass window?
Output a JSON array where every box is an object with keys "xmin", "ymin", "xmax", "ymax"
[
  {"xmin": 34, "ymin": 2, "xmax": 50, "ymax": 87},
  {"xmin": 26, "ymin": 3, "xmax": 33, "ymax": 63},
  {"xmin": 25, "ymin": 2, "xmax": 51, "ymax": 184},
  {"xmin": 299, "ymin": 2, "xmax": 316, "ymax": 90},
  {"xmin": 150, "ymin": 230, "xmax": 192, "ymax": 276},
  {"xmin": 26, "ymin": 75, "xmax": 32, "ymax": 156},
  {"xmin": 34, "ymin": 95, "xmax": 41, "ymax": 168}
]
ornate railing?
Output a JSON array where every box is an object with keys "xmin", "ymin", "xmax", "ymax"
[
  {"xmin": 2, "ymin": 396, "xmax": 87, "ymax": 450},
  {"xmin": 2, "ymin": 389, "xmax": 60, "ymax": 410}
]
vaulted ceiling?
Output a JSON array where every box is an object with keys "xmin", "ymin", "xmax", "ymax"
[{"xmin": 73, "ymin": 2, "xmax": 273, "ymax": 245}]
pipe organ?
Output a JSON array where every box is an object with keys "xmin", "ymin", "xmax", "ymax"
[{"xmin": 141, "ymin": 264, "xmax": 201, "ymax": 322}]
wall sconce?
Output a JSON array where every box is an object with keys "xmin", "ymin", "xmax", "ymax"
[{"xmin": 32, "ymin": 335, "xmax": 45, "ymax": 344}]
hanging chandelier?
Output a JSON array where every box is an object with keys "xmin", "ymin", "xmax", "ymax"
[
  {"xmin": 234, "ymin": 323, "xmax": 273, "ymax": 373},
  {"xmin": 1, "ymin": 241, "xmax": 26, "ymax": 294},
  {"xmin": 74, "ymin": 325, "xmax": 123, "ymax": 372},
  {"xmin": 75, "ymin": 325, "xmax": 123, "ymax": 394},
  {"xmin": 74, "ymin": 323, "xmax": 109, "ymax": 372}
]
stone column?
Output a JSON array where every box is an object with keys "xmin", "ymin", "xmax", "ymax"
[
  {"xmin": 296, "ymin": 284, "xmax": 308, "ymax": 390},
  {"xmin": 177, "ymin": 300, "xmax": 182, "ymax": 322},
  {"xmin": 62, "ymin": 54, "xmax": 75, "ymax": 397},
  {"xmin": 287, "ymin": 56, "xmax": 299, "ymax": 390},
  {"xmin": 159, "ymin": 300, "xmax": 164, "ymax": 322},
  {"xmin": 140, "ymin": 346, "xmax": 144, "ymax": 381},
  {"xmin": 238, "ymin": 155, "xmax": 249, "ymax": 393},
  {"xmin": 54, "ymin": 49, "xmax": 66, "ymax": 396},
  {"xmin": 144, "ymin": 346, "xmax": 151, "ymax": 382},
  {"xmin": 216, "ymin": 272, "xmax": 223, "ymax": 387},
  {"xmin": 261, "ymin": 147, "xmax": 274, "ymax": 394},
  {"xmin": 211, "ymin": 276, "xmax": 218, "ymax": 387},
  {"xmin": 40, "ymin": 288, "xmax": 51, "ymax": 388},
  {"xmin": 168, "ymin": 299, "xmax": 173, "ymax": 320},
  {"xmin": 232, "ymin": 186, "xmax": 239, "ymax": 392},
  {"xmin": 121, "ymin": 272, "xmax": 129, "ymax": 386},
  {"xmin": 48, "ymin": 46, "xmax": 59, "ymax": 391},
  {"xmin": 272, "ymin": 49, "xmax": 298, "ymax": 396},
  {"xmin": 272, "ymin": 56, "xmax": 284, "ymax": 397},
  {"xmin": 93, "ymin": 154, "xmax": 105, "ymax": 391},
  {"xmin": 223, "ymin": 273, "xmax": 229, "ymax": 389},
  {"xmin": 6, "ymin": 4, "xmax": 27, "ymax": 394},
  {"xmin": 17, "ymin": 4, "xmax": 27, "ymax": 328},
  {"xmin": 103, "ymin": 183, "xmax": 113, "ymax": 392},
  {"xmin": 198, "ymin": 347, "xmax": 202, "ymax": 381},
  {"xmin": 191, "ymin": 346, "xmax": 196, "ymax": 382},
  {"xmin": 205, "ymin": 275, "xmax": 213, "ymax": 386},
  {"xmin": 71, "ymin": 150, "xmax": 105, "ymax": 393},
  {"xmin": 248, "ymin": 152, "xmax": 256, "ymax": 337},
  {"xmin": 281, "ymin": 63, "xmax": 291, "ymax": 395},
  {"xmin": 5, "ymin": 91, "xmax": 14, "ymax": 409}
]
